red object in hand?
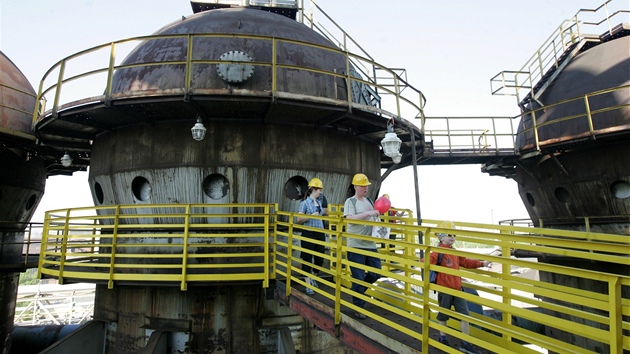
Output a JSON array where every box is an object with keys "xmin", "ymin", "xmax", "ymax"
[{"xmin": 374, "ymin": 197, "xmax": 391, "ymax": 214}]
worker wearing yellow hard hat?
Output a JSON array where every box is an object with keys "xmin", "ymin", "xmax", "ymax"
[
  {"xmin": 296, "ymin": 177, "xmax": 327, "ymax": 295},
  {"xmin": 344, "ymin": 173, "xmax": 381, "ymax": 319}
]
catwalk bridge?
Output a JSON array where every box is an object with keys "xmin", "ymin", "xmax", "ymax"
[{"xmin": 8, "ymin": 204, "xmax": 629, "ymax": 354}]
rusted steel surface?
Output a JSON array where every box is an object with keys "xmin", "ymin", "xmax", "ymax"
[
  {"xmin": 30, "ymin": 5, "xmax": 412, "ymax": 353},
  {"xmin": 276, "ymin": 281, "xmax": 425, "ymax": 354},
  {"xmin": 93, "ymin": 283, "xmax": 353, "ymax": 353},
  {"xmin": 274, "ymin": 281, "xmax": 508, "ymax": 354},
  {"xmin": 0, "ymin": 51, "xmax": 36, "ymax": 135},
  {"xmin": 516, "ymin": 37, "xmax": 630, "ymax": 150},
  {"xmin": 515, "ymin": 139, "xmax": 630, "ymax": 222},
  {"xmin": 0, "ymin": 153, "xmax": 45, "ymax": 227},
  {"xmin": 286, "ymin": 291, "xmax": 337, "ymax": 337},
  {"xmin": 111, "ymin": 9, "xmax": 344, "ymax": 100},
  {"xmin": 32, "ymin": 8, "xmax": 424, "ymax": 176},
  {"xmin": 88, "ymin": 120, "xmax": 381, "ymax": 210},
  {"xmin": 0, "ymin": 51, "xmax": 45, "ymax": 354},
  {"xmin": 0, "ymin": 273, "xmax": 19, "ymax": 354},
  {"xmin": 338, "ymin": 326, "xmax": 399, "ymax": 354}
]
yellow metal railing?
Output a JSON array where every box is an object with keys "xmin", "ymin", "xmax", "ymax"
[
  {"xmin": 0, "ymin": 222, "xmax": 43, "ymax": 270},
  {"xmin": 0, "ymin": 82, "xmax": 36, "ymax": 116},
  {"xmin": 0, "ymin": 82, "xmax": 37, "ymax": 142},
  {"xmin": 36, "ymin": 204, "xmax": 630, "ymax": 353},
  {"xmin": 37, "ymin": 204, "xmax": 277, "ymax": 290},
  {"xmin": 515, "ymin": 84, "xmax": 630, "ymax": 152},
  {"xmin": 423, "ymin": 116, "xmax": 517, "ymax": 156},
  {"xmin": 423, "ymin": 84, "xmax": 629, "ymax": 158},
  {"xmin": 276, "ymin": 212, "xmax": 630, "ymax": 354},
  {"xmin": 32, "ymin": 32, "xmax": 426, "ymax": 129}
]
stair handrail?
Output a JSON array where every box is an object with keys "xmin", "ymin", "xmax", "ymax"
[{"xmin": 490, "ymin": 0, "xmax": 629, "ymax": 102}]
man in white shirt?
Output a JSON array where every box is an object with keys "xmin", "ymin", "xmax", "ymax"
[{"xmin": 343, "ymin": 173, "xmax": 382, "ymax": 319}]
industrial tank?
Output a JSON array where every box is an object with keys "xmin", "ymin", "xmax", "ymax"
[
  {"xmin": 515, "ymin": 36, "xmax": 630, "ymax": 229},
  {"xmin": 90, "ymin": 8, "xmax": 379, "ymax": 352},
  {"xmin": 510, "ymin": 28, "xmax": 630, "ymax": 353},
  {"xmin": 27, "ymin": 2, "xmax": 425, "ymax": 351},
  {"xmin": 0, "ymin": 51, "xmax": 45, "ymax": 354}
]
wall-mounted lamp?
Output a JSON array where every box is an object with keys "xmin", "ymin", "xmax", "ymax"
[
  {"xmin": 380, "ymin": 119, "xmax": 402, "ymax": 164},
  {"xmin": 60, "ymin": 152, "xmax": 73, "ymax": 167},
  {"xmin": 191, "ymin": 115, "xmax": 207, "ymax": 141}
]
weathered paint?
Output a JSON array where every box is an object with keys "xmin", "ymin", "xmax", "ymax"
[
  {"xmin": 0, "ymin": 51, "xmax": 36, "ymax": 134},
  {"xmin": 47, "ymin": 5, "xmax": 386, "ymax": 353},
  {"xmin": 111, "ymin": 9, "xmax": 348, "ymax": 102},
  {"xmin": 0, "ymin": 51, "xmax": 43, "ymax": 354},
  {"xmin": 93, "ymin": 284, "xmax": 351, "ymax": 353},
  {"xmin": 511, "ymin": 33, "xmax": 630, "ymax": 354},
  {"xmin": 89, "ymin": 121, "xmax": 381, "ymax": 208},
  {"xmin": 0, "ymin": 273, "xmax": 19, "ymax": 354}
]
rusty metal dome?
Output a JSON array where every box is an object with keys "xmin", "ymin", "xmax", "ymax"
[
  {"xmin": 516, "ymin": 36, "xmax": 630, "ymax": 150},
  {"xmin": 0, "ymin": 51, "xmax": 36, "ymax": 137},
  {"xmin": 111, "ymin": 8, "xmax": 349, "ymax": 107},
  {"xmin": 33, "ymin": 7, "xmax": 424, "ymax": 176}
]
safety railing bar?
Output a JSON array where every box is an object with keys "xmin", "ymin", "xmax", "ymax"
[
  {"xmin": 35, "ymin": 32, "xmax": 423, "ymax": 133},
  {"xmin": 33, "ymin": 204, "xmax": 628, "ymax": 353}
]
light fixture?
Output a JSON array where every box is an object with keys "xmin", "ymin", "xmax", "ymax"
[
  {"xmin": 191, "ymin": 115, "xmax": 207, "ymax": 141},
  {"xmin": 380, "ymin": 119, "xmax": 402, "ymax": 164},
  {"xmin": 60, "ymin": 152, "xmax": 72, "ymax": 167}
]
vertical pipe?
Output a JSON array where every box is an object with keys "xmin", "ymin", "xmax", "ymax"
[{"xmin": 408, "ymin": 126, "xmax": 423, "ymax": 257}]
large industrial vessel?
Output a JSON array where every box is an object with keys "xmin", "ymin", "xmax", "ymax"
[{"xmin": 1, "ymin": 1, "xmax": 628, "ymax": 353}]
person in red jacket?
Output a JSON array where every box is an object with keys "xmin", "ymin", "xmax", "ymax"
[{"xmin": 431, "ymin": 229, "xmax": 490, "ymax": 354}]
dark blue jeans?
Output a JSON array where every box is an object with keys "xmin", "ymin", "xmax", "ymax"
[{"xmin": 347, "ymin": 248, "xmax": 381, "ymax": 308}]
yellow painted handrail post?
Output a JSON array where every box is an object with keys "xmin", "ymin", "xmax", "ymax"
[
  {"xmin": 608, "ymin": 276, "xmax": 622, "ymax": 354},
  {"xmin": 91, "ymin": 218, "xmax": 98, "ymax": 255},
  {"xmin": 52, "ymin": 60, "xmax": 66, "ymax": 119},
  {"xmin": 270, "ymin": 203, "xmax": 279, "ymax": 280},
  {"xmin": 344, "ymin": 51, "xmax": 352, "ymax": 109},
  {"xmin": 492, "ymin": 117, "xmax": 499, "ymax": 152},
  {"xmin": 37, "ymin": 212, "xmax": 52, "ymax": 279},
  {"xmin": 108, "ymin": 206, "xmax": 121, "ymax": 289},
  {"xmin": 32, "ymin": 79, "xmax": 46, "ymax": 127},
  {"xmin": 584, "ymin": 95, "xmax": 596, "ymax": 140},
  {"xmin": 403, "ymin": 217, "xmax": 414, "ymax": 305},
  {"xmin": 420, "ymin": 227, "xmax": 432, "ymax": 354},
  {"xmin": 104, "ymin": 42, "xmax": 117, "ymax": 105},
  {"xmin": 531, "ymin": 108, "xmax": 541, "ymax": 152},
  {"xmin": 333, "ymin": 217, "xmax": 344, "ymax": 326},
  {"xmin": 262, "ymin": 204, "xmax": 270, "ymax": 288},
  {"xmin": 446, "ymin": 117, "xmax": 452, "ymax": 153},
  {"xmin": 57, "ymin": 209, "xmax": 72, "ymax": 285},
  {"xmin": 500, "ymin": 227, "xmax": 513, "ymax": 343},
  {"xmin": 272, "ymin": 38, "xmax": 277, "ymax": 100},
  {"xmin": 185, "ymin": 34, "xmax": 193, "ymax": 97},
  {"xmin": 181, "ymin": 204, "xmax": 191, "ymax": 291},
  {"xmin": 24, "ymin": 223, "xmax": 32, "ymax": 269},
  {"xmin": 551, "ymin": 38, "xmax": 559, "ymax": 70},
  {"xmin": 393, "ymin": 74, "xmax": 401, "ymax": 118},
  {"xmin": 285, "ymin": 212, "xmax": 294, "ymax": 297}
]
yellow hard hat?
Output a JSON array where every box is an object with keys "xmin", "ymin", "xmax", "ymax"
[
  {"xmin": 308, "ymin": 177, "xmax": 324, "ymax": 189},
  {"xmin": 351, "ymin": 173, "xmax": 371, "ymax": 186},
  {"xmin": 436, "ymin": 221, "xmax": 455, "ymax": 238},
  {"xmin": 382, "ymin": 194, "xmax": 390, "ymax": 199}
]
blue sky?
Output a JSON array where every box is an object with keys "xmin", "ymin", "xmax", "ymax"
[{"xmin": 1, "ymin": 0, "xmax": 609, "ymax": 223}]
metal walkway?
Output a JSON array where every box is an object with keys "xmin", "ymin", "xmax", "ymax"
[{"xmin": 15, "ymin": 204, "xmax": 628, "ymax": 353}]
